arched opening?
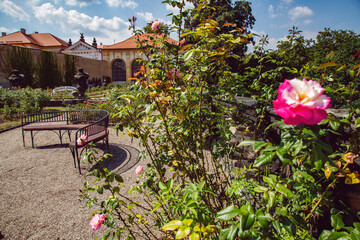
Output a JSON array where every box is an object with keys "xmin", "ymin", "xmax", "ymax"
[
  {"xmin": 112, "ymin": 59, "xmax": 126, "ymax": 82},
  {"xmin": 131, "ymin": 59, "xmax": 143, "ymax": 78}
]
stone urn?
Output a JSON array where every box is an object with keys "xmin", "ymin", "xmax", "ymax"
[
  {"xmin": 74, "ymin": 69, "xmax": 89, "ymax": 98},
  {"xmin": 8, "ymin": 69, "xmax": 25, "ymax": 89}
]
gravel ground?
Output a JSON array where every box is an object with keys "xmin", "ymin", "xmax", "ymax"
[{"xmin": 0, "ymin": 127, "xmax": 146, "ymax": 240}]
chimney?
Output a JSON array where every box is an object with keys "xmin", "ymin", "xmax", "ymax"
[
  {"xmin": 1, "ymin": 32, "xmax": 6, "ymax": 37},
  {"xmin": 34, "ymin": 31, "xmax": 38, "ymax": 34},
  {"xmin": 20, "ymin": 28, "xmax": 26, "ymax": 34}
]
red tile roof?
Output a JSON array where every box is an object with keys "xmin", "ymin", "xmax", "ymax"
[
  {"xmin": 0, "ymin": 31, "xmax": 68, "ymax": 48},
  {"xmin": 103, "ymin": 34, "xmax": 178, "ymax": 50}
]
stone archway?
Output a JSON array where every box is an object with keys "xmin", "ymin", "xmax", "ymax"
[{"xmin": 112, "ymin": 59, "xmax": 126, "ymax": 82}]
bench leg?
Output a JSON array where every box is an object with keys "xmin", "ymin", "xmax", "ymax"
[
  {"xmin": 22, "ymin": 130, "xmax": 25, "ymax": 147},
  {"xmin": 76, "ymin": 147, "xmax": 82, "ymax": 174},
  {"xmin": 30, "ymin": 131, "xmax": 34, "ymax": 148},
  {"xmin": 67, "ymin": 130, "xmax": 72, "ymax": 142},
  {"xmin": 59, "ymin": 130, "xmax": 63, "ymax": 145},
  {"xmin": 70, "ymin": 148, "xmax": 77, "ymax": 168}
]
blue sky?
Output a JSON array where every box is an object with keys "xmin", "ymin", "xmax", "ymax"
[{"xmin": 0, "ymin": 0, "xmax": 359, "ymax": 50}]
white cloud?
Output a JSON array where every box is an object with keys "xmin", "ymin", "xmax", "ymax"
[
  {"xmin": 105, "ymin": 0, "xmax": 138, "ymax": 9},
  {"xmin": 268, "ymin": 5, "xmax": 278, "ymax": 18},
  {"xmin": 135, "ymin": 12, "xmax": 171, "ymax": 26},
  {"xmin": 166, "ymin": 1, "xmax": 194, "ymax": 14},
  {"xmin": 288, "ymin": 6, "xmax": 314, "ymax": 20},
  {"xmin": 0, "ymin": 0, "xmax": 30, "ymax": 21},
  {"xmin": 136, "ymin": 11, "xmax": 154, "ymax": 22},
  {"xmin": 64, "ymin": 0, "xmax": 100, "ymax": 7},
  {"xmin": 33, "ymin": 3, "xmax": 132, "ymax": 45}
]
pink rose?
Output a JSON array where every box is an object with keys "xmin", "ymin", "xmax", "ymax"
[
  {"xmin": 90, "ymin": 213, "xmax": 106, "ymax": 230},
  {"xmin": 100, "ymin": 101, "xmax": 103, "ymax": 104},
  {"xmin": 273, "ymin": 78, "xmax": 331, "ymax": 125},
  {"xmin": 151, "ymin": 20, "xmax": 161, "ymax": 30},
  {"xmin": 130, "ymin": 100, "xmax": 133, "ymax": 104},
  {"xmin": 135, "ymin": 165, "xmax": 144, "ymax": 176},
  {"xmin": 77, "ymin": 134, "xmax": 88, "ymax": 146}
]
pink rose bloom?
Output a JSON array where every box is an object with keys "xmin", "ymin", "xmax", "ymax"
[
  {"xmin": 135, "ymin": 165, "xmax": 144, "ymax": 176},
  {"xmin": 90, "ymin": 213, "xmax": 106, "ymax": 230},
  {"xmin": 77, "ymin": 134, "xmax": 88, "ymax": 146},
  {"xmin": 151, "ymin": 20, "xmax": 161, "ymax": 30},
  {"xmin": 273, "ymin": 78, "xmax": 331, "ymax": 125},
  {"xmin": 100, "ymin": 101, "xmax": 103, "ymax": 104},
  {"xmin": 130, "ymin": 100, "xmax": 133, "ymax": 104}
]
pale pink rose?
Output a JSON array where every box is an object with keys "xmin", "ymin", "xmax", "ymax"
[
  {"xmin": 151, "ymin": 20, "xmax": 161, "ymax": 30},
  {"xmin": 90, "ymin": 213, "xmax": 106, "ymax": 230},
  {"xmin": 77, "ymin": 134, "xmax": 88, "ymax": 146},
  {"xmin": 135, "ymin": 165, "xmax": 144, "ymax": 176},
  {"xmin": 273, "ymin": 78, "xmax": 331, "ymax": 125}
]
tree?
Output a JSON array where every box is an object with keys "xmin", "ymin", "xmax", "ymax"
[
  {"xmin": 63, "ymin": 54, "xmax": 77, "ymax": 86},
  {"xmin": 37, "ymin": 50, "xmax": 61, "ymax": 89},
  {"xmin": 1, "ymin": 46, "xmax": 35, "ymax": 87},
  {"xmin": 185, "ymin": 0, "xmax": 255, "ymax": 72}
]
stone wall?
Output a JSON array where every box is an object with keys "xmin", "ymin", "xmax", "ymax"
[{"xmin": 0, "ymin": 45, "xmax": 107, "ymax": 88}]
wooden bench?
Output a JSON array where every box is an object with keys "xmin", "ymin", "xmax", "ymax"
[{"xmin": 21, "ymin": 110, "xmax": 109, "ymax": 173}]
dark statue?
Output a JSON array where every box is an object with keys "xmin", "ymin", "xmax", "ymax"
[
  {"xmin": 74, "ymin": 69, "xmax": 89, "ymax": 98},
  {"xmin": 8, "ymin": 69, "xmax": 25, "ymax": 89}
]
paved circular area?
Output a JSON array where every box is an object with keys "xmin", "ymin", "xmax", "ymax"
[{"xmin": 0, "ymin": 127, "xmax": 145, "ymax": 239}]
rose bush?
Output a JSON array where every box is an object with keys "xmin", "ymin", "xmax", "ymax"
[
  {"xmin": 80, "ymin": 1, "xmax": 360, "ymax": 239},
  {"xmin": 273, "ymin": 78, "xmax": 331, "ymax": 125}
]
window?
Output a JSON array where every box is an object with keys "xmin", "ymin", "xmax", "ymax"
[{"xmin": 112, "ymin": 59, "xmax": 126, "ymax": 82}]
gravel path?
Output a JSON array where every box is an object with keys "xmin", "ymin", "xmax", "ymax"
[{"xmin": 0, "ymin": 127, "xmax": 145, "ymax": 239}]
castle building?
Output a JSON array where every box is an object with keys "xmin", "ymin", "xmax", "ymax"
[
  {"xmin": 0, "ymin": 29, "xmax": 177, "ymax": 83},
  {"xmin": 0, "ymin": 28, "xmax": 68, "ymax": 52},
  {"xmin": 62, "ymin": 33, "xmax": 103, "ymax": 60},
  {"xmin": 101, "ymin": 34, "xmax": 177, "ymax": 83}
]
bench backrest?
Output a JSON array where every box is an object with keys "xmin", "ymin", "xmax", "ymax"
[{"xmin": 21, "ymin": 110, "xmax": 109, "ymax": 126}]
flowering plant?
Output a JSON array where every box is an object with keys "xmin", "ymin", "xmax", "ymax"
[
  {"xmin": 90, "ymin": 213, "xmax": 106, "ymax": 230},
  {"xmin": 273, "ymin": 78, "xmax": 331, "ymax": 125},
  {"xmin": 80, "ymin": 1, "xmax": 360, "ymax": 239},
  {"xmin": 76, "ymin": 134, "xmax": 87, "ymax": 146}
]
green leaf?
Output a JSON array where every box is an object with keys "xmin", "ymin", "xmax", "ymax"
[
  {"xmin": 239, "ymin": 213, "xmax": 255, "ymax": 231},
  {"xmin": 276, "ymin": 148, "xmax": 291, "ymax": 165},
  {"xmin": 97, "ymin": 185, "xmax": 103, "ymax": 194},
  {"xmin": 355, "ymin": 118, "xmax": 360, "ymax": 129},
  {"xmin": 159, "ymin": 182, "xmax": 167, "ymax": 190},
  {"xmin": 184, "ymin": 50, "xmax": 195, "ymax": 62},
  {"xmin": 189, "ymin": 232, "xmax": 200, "ymax": 240},
  {"xmin": 329, "ymin": 119, "xmax": 341, "ymax": 131},
  {"xmin": 331, "ymin": 214, "xmax": 345, "ymax": 230},
  {"xmin": 254, "ymin": 152, "xmax": 276, "ymax": 167},
  {"xmin": 162, "ymin": 220, "xmax": 183, "ymax": 231},
  {"xmin": 220, "ymin": 225, "xmax": 238, "ymax": 240},
  {"xmin": 253, "ymin": 141, "xmax": 268, "ymax": 152},
  {"xmin": 275, "ymin": 183, "xmax": 294, "ymax": 198},
  {"xmin": 182, "ymin": 219, "xmax": 193, "ymax": 227},
  {"xmin": 296, "ymin": 171, "xmax": 315, "ymax": 183},
  {"xmin": 115, "ymin": 174, "xmax": 123, "ymax": 183},
  {"xmin": 216, "ymin": 205, "xmax": 241, "ymax": 221},
  {"xmin": 254, "ymin": 186, "xmax": 268, "ymax": 193},
  {"xmin": 238, "ymin": 140, "xmax": 256, "ymax": 147},
  {"xmin": 175, "ymin": 226, "xmax": 191, "ymax": 239},
  {"xmin": 283, "ymin": 217, "xmax": 296, "ymax": 236},
  {"xmin": 320, "ymin": 231, "xmax": 349, "ymax": 240},
  {"xmin": 317, "ymin": 62, "xmax": 338, "ymax": 70},
  {"xmin": 256, "ymin": 210, "xmax": 274, "ymax": 228}
]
